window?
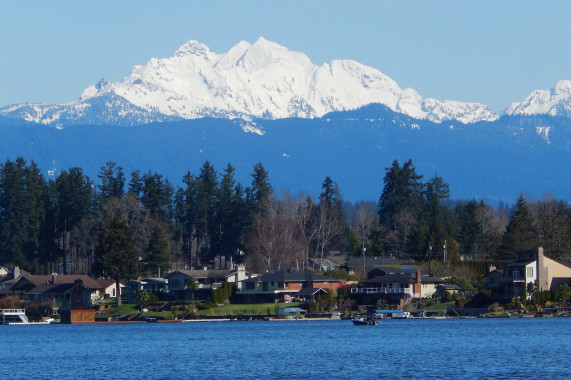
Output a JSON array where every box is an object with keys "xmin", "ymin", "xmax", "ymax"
[
  {"xmin": 513, "ymin": 270, "xmax": 519, "ymax": 280},
  {"xmin": 246, "ymin": 282, "xmax": 255, "ymax": 290}
]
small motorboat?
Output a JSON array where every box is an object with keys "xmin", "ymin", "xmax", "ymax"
[{"xmin": 352, "ymin": 315, "xmax": 378, "ymax": 326}]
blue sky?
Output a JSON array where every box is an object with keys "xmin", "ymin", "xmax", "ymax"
[{"xmin": 1, "ymin": 0, "xmax": 570, "ymax": 112}]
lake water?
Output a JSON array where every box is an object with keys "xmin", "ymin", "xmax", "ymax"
[{"xmin": 2, "ymin": 318, "xmax": 570, "ymax": 379}]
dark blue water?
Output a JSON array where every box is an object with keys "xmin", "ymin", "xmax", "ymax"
[{"xmin": 1, "ymin": 318, "xmax": 569, "ymax": 379}]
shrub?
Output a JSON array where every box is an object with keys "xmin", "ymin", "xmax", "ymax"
[
  {"xmin": 0, "ymin": 295, "xmax": 21, "ymax": 309},
  {"xmin": 198, "ymin": 301, "xmax": 216, "ymax": 310},
  {"xmin": 488, "ymin": 302, "xmax": 502, "ymax": 312}
]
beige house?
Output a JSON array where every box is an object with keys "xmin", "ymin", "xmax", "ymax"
[
  {"xmin": 485, "ymin": 247, "xmax": 571, "ymax": 300},
  {"xmin": 535, "ymin": 247, "xmax": 571, "ymax": 291}
]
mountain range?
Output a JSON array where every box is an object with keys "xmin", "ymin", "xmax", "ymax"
[{"xmin": 0, "ymin": 38, "xmax": 570, "ymax": 203}]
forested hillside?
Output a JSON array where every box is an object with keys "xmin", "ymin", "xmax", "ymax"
[{"xmin": 1, "ymin": 157, "xmax": 569, "ymax": 278}]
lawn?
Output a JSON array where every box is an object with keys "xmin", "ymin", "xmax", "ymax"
[
  {"xmin": 423, "ymin": 301, "xmax": 455, "ymax": 313},
  {"xmin": 95, "ymin": 301, "xmax": 301, "ymax": 320}
]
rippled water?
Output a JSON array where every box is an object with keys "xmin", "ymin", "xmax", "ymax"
[{"xmin": 2, "ymin": 318, "xmax": 570, "ymax": 379}]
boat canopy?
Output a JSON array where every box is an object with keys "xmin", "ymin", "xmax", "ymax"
[
  {"xmin": 276, "ymin": 307, "xmax": 307, "ymax": 314},
  {"xmin": 369, "ymin": 310, "xmax": 404, "ymax": 314}
]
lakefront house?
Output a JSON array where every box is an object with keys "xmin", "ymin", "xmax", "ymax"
[
  {"xmin": 483, "ymin": 247, "xmax": 571, "ymax": 300},
  {"xmin": 237, "ymin": 270, "xmax": 342, "ymax": 303}
]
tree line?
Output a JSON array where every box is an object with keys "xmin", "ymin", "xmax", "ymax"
[{"xmin": 1, "ymin": 157, "xmax": 570, "ymax": 280}]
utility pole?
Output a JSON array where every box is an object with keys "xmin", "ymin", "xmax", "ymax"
[
  {"xmin": 361, "ymin": 224, "xmax": 366, "ymax": 277},
  {"xmin": 443, "ymin": 240, "xmax": 448, "ymax": 264},
  {"xmin": 428, "ymin": 245, "xmax": 432, "ymax": 276}
]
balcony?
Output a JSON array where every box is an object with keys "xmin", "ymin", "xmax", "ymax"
[{"xmin": 350, "ymin": 287, "xmax": 412, "ymax": 296}]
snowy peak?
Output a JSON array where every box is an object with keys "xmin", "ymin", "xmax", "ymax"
[
  {"xmin": 4, "ymin": 37, "xmax": 571, "ymax": 127},
  {"xmin": 72, "ymin": 37, "xmax": 498, "ymax": 123},
  {"xmin": 505, "ymin": 80, "xmax": 571, "ymax": 117},
  {"xmin": 174, "ymin": 40, "xmax": 213, "ymax": 60}
]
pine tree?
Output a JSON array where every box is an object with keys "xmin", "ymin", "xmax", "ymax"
[
  {"xmin": 247, "ymin": 162, "xmax": 273, "ymax": 217},
  {"xmin": 55, "ymin": 168, "xmax": 94, "ymax": 274},
  {"xmin": 0, "ymin": 158, "xmax": 28, "ymax": 267},
  {"xmin": 143, "ymin": 225, "xmax": 171, "ymax": 276},
  {"xmin": 499, "ymin": 194, "xmax": 537, "ymax": 258},
  {"xmin": 93, "ymin": 217, "xmax": 138, "ymax": 307},
  {"xmin": 195, "ymin": 161, "xmax": 218, "ymax": 262},
  {"xmin": 96, "ymin": 161, "xmax": 125, "ymax": 205},
  {"xmin": 377, "ymin": 159, "xmax": 423, "ymax": 257},
  {"xmin": 175, "ymin": 172, "xmax": 199, "ymax": 268}
]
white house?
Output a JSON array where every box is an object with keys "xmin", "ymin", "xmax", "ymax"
[{"xmin": 165, "ymin": 265, "xmax": 249, "ymax": 300}]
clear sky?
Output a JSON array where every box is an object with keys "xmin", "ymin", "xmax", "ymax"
[{"xmin": 1, "ymin": 0, "xmax": 570, "ymax": 113}]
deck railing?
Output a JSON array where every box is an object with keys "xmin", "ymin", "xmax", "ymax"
[
  {"xmin": 350, "ymin": 288, "xmax": 412, "ymax": 295},
  {"xmin": 0, "ymin": 309, "xmax": 26, "ymax": 314}
]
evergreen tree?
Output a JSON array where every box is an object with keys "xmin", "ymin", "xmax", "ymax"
[
  {"xmin": 377, "ymin": 159, "xmax": 423, "ymax": 258},
  {"xmin": 23, "ymin": 161, "xmax": 52, "ymax": 273},
  {"xmin": 247, "ymin": 162, "xmax": 273, "ymax": 217},
  {"xmin": 313, "ymin": 176, "xmax": 347, "ymax": 261},
  {"xmin": 378, "ymin": 159, "xmax": 424, "ymax": 227},
  {"xmin": 55, "ymin": 168, "xmax": 94, "ymax": 274},
  {"xmin": 175, "ymin": 172, "xmax": 199, "ymax": 268},
  {"xmin": 421, "ymin": 175, "xmax": 451, "ymax": 260},
  {"xmin": 142, "ymin": 225, "xmax": 171, "ymax": 276},
  {"xmin": 215, "ymin": 164, "xmax": 248, "ymax": 264},
  {"xmin": 457, "ymin": 200, "xmax": 482, "ymax": 257},
  {"xmin": 0, "ymin": 158, "xmax": 28, "ymax": 267},
  {"xmin": 499, "ymin": 194, "xmax": 537, "ymax": 258},
  {"xmin": 93, "ymin": 218, "xmax": 138, "ymax": 306},
  {"xmin": 195, "ymin": 161, "xmax": 218, "ymax": 262},
  {"xmin": 140, "ymin": 171, "xmax": 174, "ymax": 225},
  {"xmin": 96, "ymin": 161, "xmax": 125, "ymax": 205}
]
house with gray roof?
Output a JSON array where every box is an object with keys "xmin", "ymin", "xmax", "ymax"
[
  {"xmin": 237, "ymin": 270, "xmax": 342, "ymax": 303},
  {"xmin": 164, "ymin": 265, "xmax": 248, "ymax": 300}
]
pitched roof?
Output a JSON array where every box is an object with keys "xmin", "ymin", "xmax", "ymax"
[
  {"xmin": 242, "ymin": 270, "xmax": 340, "ymax": 283},
  {"xmin": 12, "ymin": 275, "xmax": 103, "ymax": 291},
  {"xmin": 362, "ymin": 273, "xmax": 416, "ymax": 284},
  {"xmin": 296, "ymin": 288, "xmax": 327, "ymax": 296},
  {"xmin": 96, "ymin": 279, "xmax": 117, "ymax": 289},
  {"xmin": 25, "ymin": 282, "xmax": 89, "ymax": 295},
  {"xmin": 420, "ymin": 275, "xmax": 445, "ymax": 284},
  {"xmin": 504, "ymin": 260, "xmax": 535, "ymax": 267},
  {"xmin": 164, "ymin": 269, "xmax": 234, "ymax": 281},
  {"xmin": 484, "ymin": 269, "xmax": 504, "ymax": 277},
  {"xmin": 439, "ymin": 284, "xmax": 462, "ymax": 291}
]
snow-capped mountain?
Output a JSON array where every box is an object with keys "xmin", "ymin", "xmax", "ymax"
[
  {"xmin": 504, "ymin": 80, "xmax": 571, "ymax": 117},
  {"xmin": 2, "ymin": 37, "xmax": 570, "ymax": 127},
  {"xmin": 0, "ymin": 93, "xmax": 180, "ymax": 127},
  {"xmin": 1, "ymin": 37, "xmax": 498, "ymax": 126},
  {"xmin": 78, "ymin": 37, "xmax": 497, "ymax": 123}
]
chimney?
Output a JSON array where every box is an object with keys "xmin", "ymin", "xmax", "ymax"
[
  {"xmin": 536, "ymin": 247, "xmax": 548, "ymax": 291},
  {"xmin": 13, "ymin": 266, "xmax": 20, "ymax": 279},
  {"xmin": 415, "ymin": 269, "xmax": 421, "ymax": 282},
  {"xmin": 51, "ymin": 273, "xmax": 58, "ymax": 284}
]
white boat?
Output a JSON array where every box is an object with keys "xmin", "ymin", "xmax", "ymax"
[
  {"xmin": 1, "ymin": 309, "xmax": 54, "ymax": 325},
  {"xmin": 370, "ymin": 310, "xmax": 411, "ymax": 319}
]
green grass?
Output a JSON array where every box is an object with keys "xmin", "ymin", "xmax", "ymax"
[
  {"xmin": 96, "ymin": 303, "xmax": 139, "ymax": 318},
  {"xmin": 96, "ymin": 301, "xmax": 301, "ymax": 319},
  {"xmin": 194, "ymin": 302, "xmax": 299, "ymax": 317},
  {"xmin": 423, "ymin": 301, "xmax": 455, "ymax": 313}
]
